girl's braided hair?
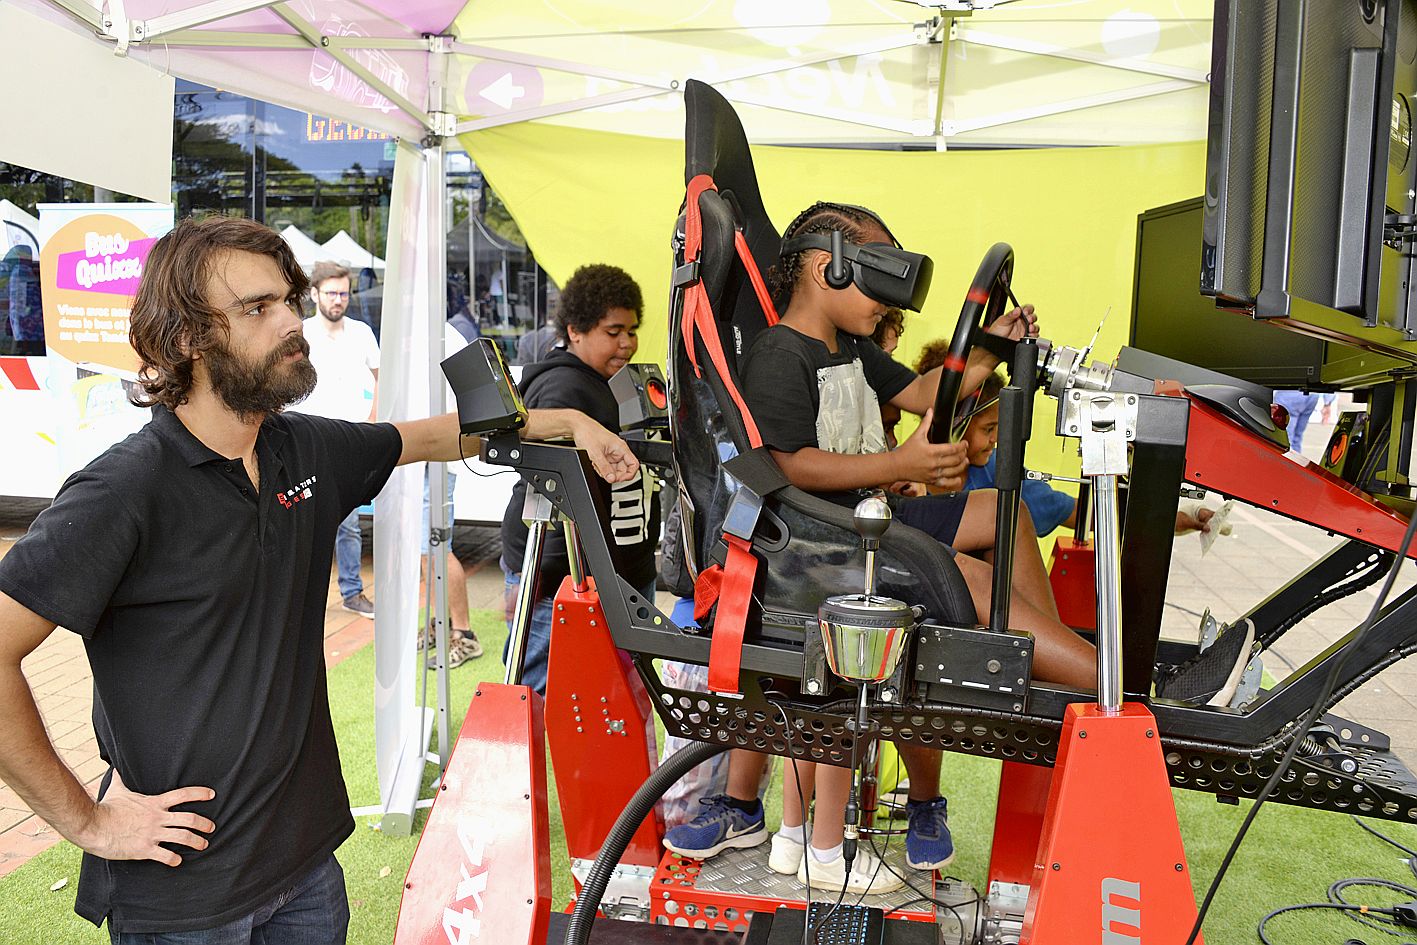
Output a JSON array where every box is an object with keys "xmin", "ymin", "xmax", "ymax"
[{"xmin": 767, "ymin": 201, "xmax": 898, "ymax": 312}]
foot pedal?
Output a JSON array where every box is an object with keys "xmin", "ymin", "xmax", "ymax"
[
  {"xmin": 1228, "ymin": 650, "xmax": 1264, "ymax": 709},
  {"xmin": 1197, "ymin": 608, "xmax": 1218, "ymax": 651}
]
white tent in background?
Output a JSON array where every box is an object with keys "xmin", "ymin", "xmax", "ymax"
[
  {"xmin": 278, "ymin": 224, "xmax": 327, "ymax": 273},
  {"xmin": 0, "ymin": 199, "xmax": 41, "ymax": 255},
  {"xmin": 321, "ymin": 230, "xmax": 386, "ymax": 271}
]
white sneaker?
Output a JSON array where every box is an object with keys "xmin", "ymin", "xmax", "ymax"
[
  {"xmin": 768, "ymin": 831, "xmax": 806, "ymax": 875},
  {"xmin": 796, "ymin": 848, "xmax": 904, "ymax": 895}
]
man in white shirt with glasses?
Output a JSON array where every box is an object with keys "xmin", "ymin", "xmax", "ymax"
[{"xmin": 293, "ymin": 260, "xmax": 380, "ymax": 615}]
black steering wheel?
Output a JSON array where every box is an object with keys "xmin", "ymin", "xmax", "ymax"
[{"xmin": 927, "ymin": 243, "xmax": 1015, "ymax": 443}]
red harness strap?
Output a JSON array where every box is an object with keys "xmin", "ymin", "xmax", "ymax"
[
  {"xmin": 705, "ymin": 535, "xmax": 756, "ymax": 693},
  {"xmin": 680, "ymin": 174, "xmax": 767, "ymax": 449},
  {"xmin": 734, "ymin": 230, "xmax": 779, "ymax": 327},
  {"xmin": 678, "ymin": 174, "xmax": 784, "ymax": 694}
]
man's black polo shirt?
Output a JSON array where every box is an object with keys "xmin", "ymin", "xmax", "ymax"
[{"xmin": 0, "ymin": 405, "xmax": 402, "ymax": 933}]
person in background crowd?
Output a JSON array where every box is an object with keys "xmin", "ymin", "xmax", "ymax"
[
  {"xmin": 1274, "ymin": 389, "xmax": 1321, "ymax": 453},
  {"xmin": 500, "ymin": 264, "xmax": 660, "ymax": 694},
  {"xmin": 289, "ymin": 261, "xmax": 380, "ymax": 616},
  {"xmin": 871, "ymin": 306, "xmax": 905, "ymax": 355}
]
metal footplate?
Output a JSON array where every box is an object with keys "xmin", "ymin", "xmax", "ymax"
[
  {"xmin": 1165, "ymin": 737, "xmax": 1417, "ymax": 820},
  {"xmin": 648, "ymin": 845, "xmax": 978, "ymax": 939}
]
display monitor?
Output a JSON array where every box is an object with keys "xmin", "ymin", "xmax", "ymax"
[
  {"xmin": 1202, "ymin": 0, "xmax": 1417, "ymax": 337},
  {"xmin": 1134, "ymin": 198, "xmax": 1327, "ymax": 390}
]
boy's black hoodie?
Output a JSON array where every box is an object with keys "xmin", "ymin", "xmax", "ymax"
[{"xmin": 500, "ymin": 349, "xmax": 660, "ymax": 594}]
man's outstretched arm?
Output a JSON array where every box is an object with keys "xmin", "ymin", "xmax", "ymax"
[
  {"xmin": 0, "ymin": 592, "xmax": 215, "ymax": 866},
  {"xmin": 394, "ymin": 408, "xmax": 639, "ymax": 483}
]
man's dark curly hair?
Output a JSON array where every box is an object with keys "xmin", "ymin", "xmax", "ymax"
[
  {"xmin": 555, "ymin": 264, "xmax": 643, "ymax": 341},
  {"xmin": 129, "ymin": 215, "xmax": 307, "ymax": 410}
]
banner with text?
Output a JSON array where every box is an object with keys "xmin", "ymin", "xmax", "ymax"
[{"xmin": 37, "ymin": 202, "xmax": 173, "ymax": 477}]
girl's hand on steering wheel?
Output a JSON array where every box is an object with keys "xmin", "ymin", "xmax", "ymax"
[
  {"xmin": 895, "ymin": 409, "xmax": 970, "ymax": 491},
  {"xmin": 986, "ymin": 303, "xmax": 1037, "ymax": 341}
]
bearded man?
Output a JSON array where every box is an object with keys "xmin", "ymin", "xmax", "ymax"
[{"xmin": 0, "ymin": 216, "xmax": 637, "ymax": 944}]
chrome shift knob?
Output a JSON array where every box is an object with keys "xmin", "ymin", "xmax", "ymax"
[{"xmin": 852, "ymin": 495, "xmax": 891, "ymax": 548}]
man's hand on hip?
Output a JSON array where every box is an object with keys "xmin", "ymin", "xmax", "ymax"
[{"xmin": 75, "ymin": 770, "xmax": 215, "ymax": 867}]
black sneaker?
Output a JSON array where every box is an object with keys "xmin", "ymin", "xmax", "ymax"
[{"xmin": 1156, "ymin": 618, "xmax": 1256, "ymax": 707}]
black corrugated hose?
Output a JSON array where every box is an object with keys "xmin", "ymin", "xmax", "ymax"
[{"xmin": 563, "ymin": 738, "xmax": 727, "ymax": 945}]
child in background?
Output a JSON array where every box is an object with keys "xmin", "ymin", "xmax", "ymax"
[{"xmin": 916, "ymin": 342, "xmax": 1215, "ymax": 539}]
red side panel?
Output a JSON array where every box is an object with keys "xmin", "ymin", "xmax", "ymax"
[
  {"xmin": 987, "ymin": 761, "xmax": 1052, "ymax": 889},
  {"xmin": 1047, "ymin": 538, "xmax": 1097, "ymax": 631},
  {"xmin": 545, "ymin": 577, "xmax": 663, "ymax": 867},
  {"xmin": 1022, "ymin": 703, "xmax": 1203, "ymax": 945},
  {"xmin": 1180, "ymin": 394, "xmax": 1414, "ymax": 557},
  {"xmin": 395, "ymin": 683, "xmax": 551, "ymax": 945}
]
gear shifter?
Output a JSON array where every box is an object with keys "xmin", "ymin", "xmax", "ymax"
[{"xmin": 817, "ymin": 496, "xmax": 917, "ymax": 876}]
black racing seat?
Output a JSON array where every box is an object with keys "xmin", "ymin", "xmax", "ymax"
[{"xmin": 669, "ymin": 79, "xmax": 975, "ymax": 636}]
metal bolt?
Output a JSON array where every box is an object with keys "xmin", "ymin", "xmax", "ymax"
[
  {"xmin": 546, "ymin": 480, "xmax": 557, "ymax": 492},
  {"xmin": 986, "ymin": 659, "xmax": 1001, "ymax": 674},
  {"xmin": 1079, "ymin": 730, "xmax": 1087, "ymax": 739},
  {"xmin": 576, "ymin": 727, "xmax": 583, "ymax": 733},
  {"xmin": 488, "ymin": 448, "xmax": 498, "ymax": 459},
  {"xmin": 1017, "ymin": 678, "xmax": 1026, "ymax": 686},
  {"xmin": 1175, "ymin": 863, "xmax": 1183, "ymax": 872},
  {"xmin": 590, "ymin": 620, "xmax": 597, "ymax": 627},
  {"xmin": 1013, "ymin": 703, "xmax": 1023, "ymax": 711},
  {"xmin": 1051, "ymin": 862, "xmax": 1061, "ymax": 871},
  {"xmin": 510, "ymin": 449, "xmax": 520, "ymax": 460},
  {"xmin": 806, "ymin": 680, "xmax": 821, "ymax": 694},
  {"xmin": 572, "ymin": 694, "xmax": 578, "ymax": 700},
  {"xmin": 1146, "ymin": 729, "xmax": 1155, "ymax": 738},
  {"xmin": 601, "ymin": 696, "xmax": 608, "ymax": 703}
]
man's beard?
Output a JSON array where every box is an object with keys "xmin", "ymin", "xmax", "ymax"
[
  {"xmin": 205, "ymin": 334, "xmax": 317, "ymax": 418},
  {"xmin": 317, "ymin": 301, "xmax": 344, "ymax": 322}
]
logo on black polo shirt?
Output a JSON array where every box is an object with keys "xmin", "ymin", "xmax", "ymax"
[{"xmin": 277, "ymin": 475, "xmax": 318, "ymax": 509}]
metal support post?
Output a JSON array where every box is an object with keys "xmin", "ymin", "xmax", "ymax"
[
  {"xmin": 1093, "ymin": 474, "xmax": 1124, "ymax": 712},
  {"xmin": 564, "ymin": 519, "xmax": 590, "ymax": 593},
  {"xmin": 1070, "ymin": 390, "xmax": 1136, "ymax": 713},
  {"xmin": 507, "ymin": 489, "xmax": 555, "ymax": 686}
]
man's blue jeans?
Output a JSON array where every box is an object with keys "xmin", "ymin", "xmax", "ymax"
[
  {"xmin": 334, "ymin": 510, "xmax": 363, "ymax": 601},
  {"xmin": 502, "ymin": 565, "xmax": 655, "ymax": 695},
  {"xmin": 108, "ymin": 855, "xmax": 348, "ymax": 944}
]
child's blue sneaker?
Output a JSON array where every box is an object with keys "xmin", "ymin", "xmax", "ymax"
[
  {"xmin": 662, "ymin": 795, "xmax": 768, "ymax": 859},
  {"xmin": 905, "ymin": 796, "xmax": 955, "ymax": 870}
]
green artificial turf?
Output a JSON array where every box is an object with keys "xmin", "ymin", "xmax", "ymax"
[{"xmin": 5, "ymin": 610, "xmax": 1417, "ymax": 944}]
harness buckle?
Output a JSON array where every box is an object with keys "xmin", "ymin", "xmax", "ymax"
[{"xmin": 672, "ymin": 259, "xmax": 701, "ymax": 289}]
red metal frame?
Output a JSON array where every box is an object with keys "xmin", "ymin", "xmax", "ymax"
[
  {"xmin": 1048, "ymin": 537, "xmax": 1097, "ymax": 631},
  {"xmin": 1173, "ymin": 390, "xmax": 1415, "ymax": 556},
  {"xmin": 988, "ymin": 761, "xmax": 1053, "ymax": 889},
  {"xmin": 1022, "ymin": 703, "xmax": 1203, "ymax": 945},
  {"xmin": 394, "ymin": 683, "xmax": 552, "ymax": 945},
  {"xmin": 545, "ymin": 576, "xmax": 664, "ymax": 867},
  {"xmin": 647, "ymin": 849, "xmax": 937, "ymax": 935}
]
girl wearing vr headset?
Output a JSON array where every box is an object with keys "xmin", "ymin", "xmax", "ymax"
[{"xmin": 665, "ymin": 201, "xmax": 1100, "ymax": 892}]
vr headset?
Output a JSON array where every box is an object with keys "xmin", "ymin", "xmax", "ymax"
[{"xmin": 779, "ymin": 229, "xmax": 934, "ymax": 312}]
